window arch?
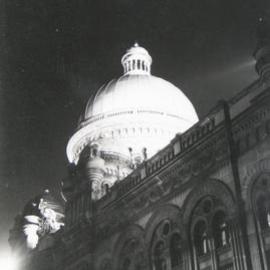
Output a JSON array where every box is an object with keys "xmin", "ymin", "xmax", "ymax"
[
  {"xmin": 151, "ymin": 219, "xmax": 184, "ymax": 270},
  {"xmin": 190, "ymin": 196, "xmax": 234, "ymax": 270}
]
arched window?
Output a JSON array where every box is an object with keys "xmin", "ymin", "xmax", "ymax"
[
  {"xmin": 256, "ymin": 195, "xmax": 270, "ymax": 230},
  {"xmin": 194, "ymin": 221, "xmax": 209, "ymax": 256},
  {"xmin": 151, "ymin": 219, "xmax": 184, "ymax": 270},
  {"xmin": 213, "ymin": 211, "xmax": 230, "ymax": 249},
  {"xmin": 190, "ymin": 196, "xmax": 235, "ymax": 269},
  {"xmin": 170, "ymin": 233, "xmax": 182, "ymax": 268}
]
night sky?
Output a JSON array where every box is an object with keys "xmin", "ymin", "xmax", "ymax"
[{"xmin": 0, "ymin": 0, "xmax": 267, "ymax": 252}]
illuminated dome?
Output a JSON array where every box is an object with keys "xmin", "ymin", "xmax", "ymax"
[
  {"xmin": 66, "ymin": 43, "xmax": 198, "ymax": 191},
  {"xmin": 83, "ymin": 75, "xmax": 197, "ymax": 123}
]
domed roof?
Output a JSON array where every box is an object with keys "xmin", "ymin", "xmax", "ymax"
[
  {"xmin": 67, "ymin": 43, "xmax": 198, "ymax": 164},
  {"xmin": 82, "ymin": 74, "xmax": 197, "ymax": 125}
]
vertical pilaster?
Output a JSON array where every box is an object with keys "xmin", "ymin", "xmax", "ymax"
[{"xmin": 222, "ymin": 100, "xmax": 253, "ymax": 270}]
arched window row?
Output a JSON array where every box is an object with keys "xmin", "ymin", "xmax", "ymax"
[
  {"xmin": 150, "ymin": 212, "xmax": 231, "ymax": 270},
  {"xmin": 114, "ymin": 197, "xmax": 235, "ymax": 270}
]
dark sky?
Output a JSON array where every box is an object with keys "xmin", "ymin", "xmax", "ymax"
[{"xmin": 0, "ymin": 0, "xmax": 266, "ymax": 252}]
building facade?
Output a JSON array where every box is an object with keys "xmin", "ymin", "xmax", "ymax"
[{"xmin": 9, "ymin": 16, "xmax": 270, "ymax": 270}]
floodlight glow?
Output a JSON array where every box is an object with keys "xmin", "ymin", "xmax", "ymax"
[{"xmin": 0, "ymin": 252, "xmax": 19, "ymax": 270}]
